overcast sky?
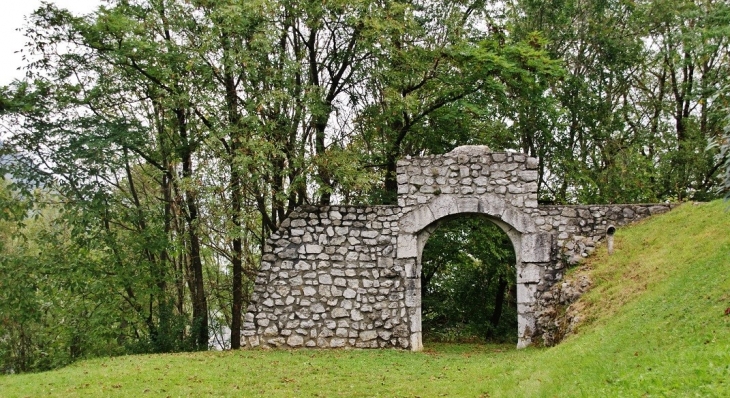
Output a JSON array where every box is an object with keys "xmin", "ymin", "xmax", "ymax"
[{"xmin": 1, "ymin": 0, "xmax": 102, "ymax": 86}]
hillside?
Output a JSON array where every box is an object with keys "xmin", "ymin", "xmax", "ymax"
[{"xmin": 1, "ymin": 200, "xmax": 728, "ymax": 397}]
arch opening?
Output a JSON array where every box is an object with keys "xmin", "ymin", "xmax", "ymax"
[{"xmin": 418, "ymin": 214, "xmax": 518, "ymax": 345}]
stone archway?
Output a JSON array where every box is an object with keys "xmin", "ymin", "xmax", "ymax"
[
  {"xmin": 397, "ymin": 194, "xmax": 551, "ymax": 351},
  {"xmin": 240, "ymin": 146, "xmax": 673, "ymax": 350},
  {"xmin": 416, "ymin": 213, "xmax": 519, "ymax": 345}
]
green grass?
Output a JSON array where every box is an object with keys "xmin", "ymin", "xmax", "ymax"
[{"xmin": 1, "ymin": 201, "xmax": 729, "ymax": 397}]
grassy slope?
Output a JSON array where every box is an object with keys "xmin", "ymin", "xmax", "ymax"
[{"xmin": 1, "ymin": 201, "xmax": 729, "ymax": 397}]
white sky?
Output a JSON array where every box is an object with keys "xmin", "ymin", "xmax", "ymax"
[{"xmin": 0, "ymin": 0, "xmax": 102, "ymax": 86}]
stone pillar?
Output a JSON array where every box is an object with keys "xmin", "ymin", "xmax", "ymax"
[
  {"xmin": 517, "ymin": 233, "xmax": 552, "ymax": 348},
  {"xmin": 406, "ymin": 277, "xmax": 423, "ymax": 351}
]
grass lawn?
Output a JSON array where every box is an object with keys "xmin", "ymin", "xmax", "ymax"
[{"xmin": 1, "ymin": 200, "xmax": 729, "ymax": 397}]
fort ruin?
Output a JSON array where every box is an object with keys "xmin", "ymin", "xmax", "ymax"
[{"xmin": 241, "ymin": 146, "xmax": 673, "ymax": 350}]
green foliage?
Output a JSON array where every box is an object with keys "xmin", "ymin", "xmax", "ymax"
[
  {"xmin": 0, "ymin": 182, "xmax": 128, "ymax": 373},
  {"xmin": 507, "ymin": 0, "xmax": 730, "ymax": 203},
  {"xmin": 421, "ymin": 216, "xmax": 517, "ymax": 343}
]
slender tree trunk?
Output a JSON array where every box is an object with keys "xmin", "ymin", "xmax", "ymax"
[
  {"xmin": 218, "ymin": 27, "xmax": 245, "ymax": 348},
  {"xmin": 487, "ymin": 275, "xmax": 508, "ymax": 339},
  {"xmin": 177, "ymin": 109, "xmax": 208, "ymax": 349},
  {"xmin": 383, "ymin": 119, "xmax": 409, "ymax": 205},
  {"xmin": 315, "ymin": 112, "xmax": 332, "ymax": 205},
  {"xmin": 224, "ymin": 70, "xmax": 244, "ymax": 349},
  {"xmin": 384, "ymin": 154, "xmax": 399, "ymax": 204}
]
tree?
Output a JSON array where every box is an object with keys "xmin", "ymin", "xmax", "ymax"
[
  {"xmin": 0, "ymin": 180, "xmax": 141, "ymax": 372},
  {"xmin": 638, "ymin": 0, "xmax": 730, "ymax": 201},
  {"xmin": 356, "ymin": 0, "xmax": 562, "ymax": 203},
  {"xmin": 505, "ymin": 0, "xmax": 729, "ymax": 203},
  {"xmin": 1, "ymin": 0, "xmax": 215, "ymax": 350}
]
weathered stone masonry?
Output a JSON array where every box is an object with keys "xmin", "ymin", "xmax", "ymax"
[
  {"xmin": 242, "ymin": 146, "xmax": 674, "ymax": 350},
  {"xmin": 243, "ymin": 206, "xmax": 409, "ymax": 350}
]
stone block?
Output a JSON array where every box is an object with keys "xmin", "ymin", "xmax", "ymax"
[
  {"xmin": 428, "ymin": 195, "xmax": 458, "ymax": 221},
  {"xmin": 351, "ymin": 309, "xmax": 364, "ymax": 321},
  {"xmin": 517, "ymin": 263, "xmax": 542, "ymax": 283},
  {"xmin": 516, "ymin": 283, "xmax": 537, "ymax": 304},
  {"xmin": 503, "ymin": 208, "xmax": 536, "ymax": 233},
  {"xmin": 479, "ymin": 195, "xmax": 506, "ymax": 218},
  {"xmin": 360, "ymin": 330, "xmax": 378, "ymax": 341},
  {"xmin": 263, "ymin": 325, "xmax": 279, "ymax": 336},
  {"xmin": 508, "ymin": 185, "xmax": 523, "ymax": 194},
  {"xmin": 404, "ymin": 278, "xmax": 420, "ymax": 308},
  {"xmin": 517, "ymin": 312, "xmax": 536, "ymax": 341},
  {"xmin": 397, "ymin": 233, "xmax": 418, "ymax": 259},
  {"xmin": 456, "ymin": 197, "xmax": 479, "ymax": 214},
  {"xmin": 287, "ymin": 335, "xmax": 304, "ymax": 347},
  {"xmin": 524, "ymin": 182, "xmax": 538, "ymax": 193},
  {"xmin": 332, "ymin": 308, "xmax": 349, "ymax": 318},
  {"xmin": 401, "ymin": 258, "xmax": 417, "ymax": 278},
  {"xmin": 409, "ymin": 309, "xmax": 421, "ymax": 332},
  {"xmin": 400, "ymin": 206, "xmax": 434, "ymax": 234},
  {"xmin": 521, "ymin": 233, "xmax": 552, "ymax": 262},
  {"xmin": 410, "ymin": 333, "xmax": 423, "ymax": 351},
  {"xmin": 306, "ymin": 244, "xmax": 323, "ymax": 254},
  {"xmin": 377, "ymin": 256, "xmax": 394, "ymax": 269}
]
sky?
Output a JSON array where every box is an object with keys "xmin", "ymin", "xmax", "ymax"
[{"xmin": 0, "ymin": 0, "xmax": 102, "ymax": 86}]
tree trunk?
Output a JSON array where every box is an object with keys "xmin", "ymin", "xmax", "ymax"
[
  {"xmin": 177, "ymin": 109, "xmax": 208, "ymax": 349},
  {"xmin": 223, "ymin": 43, "xmax": 244, "ymax": 349},
  {"xmin": 487, "ymin": 275, "xmax": 508, "ymax": 339}
]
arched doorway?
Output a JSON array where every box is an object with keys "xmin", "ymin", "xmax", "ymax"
[
  {"xmin": 419, "ymin": 214, "xmax": 518, "ymax": 344},
  {"xmin": 397, "ymin": 195, "xmax": 550, "ymax": 351}
]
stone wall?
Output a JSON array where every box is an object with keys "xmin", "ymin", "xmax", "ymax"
[
  {"xmin": 532, "ymin": 204, "xmax": 676, "ymax": 266},
  {"xmin": 397, "ymin": 146, "xmax": 539, "ymax": 214},
  {"xmin": 242, "ymin": 205, "xmax": 410, "ymax": 349},
  {"xmin": 242, "ymin": 146, "xmax": 676, "ymax": 350}
]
